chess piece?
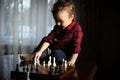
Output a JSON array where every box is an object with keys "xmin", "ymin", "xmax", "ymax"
[
  {"xmin": 34, "ymin": 59, "xmax": 37, "ymax": 66},
  {"xmin": 43, "ymin": 61, "xmax": 45, "ymax": 67},
  {"xmin": 61, "ymin": 59, "xmax": 65, "ymax": 71},
  {"xmin": 47, "ymin": 61, "xmax": 51, "ymax": 71},
  {"xmin": 30, "ymin": 65, "xmax": 33, "ymax": 72},
  {"xmin": 24, "ymin": 65, "xmax": 27, "ymax": 72},
  {"xmin": 23, "ymin": 66, "xmax": 25, "ymax": 72},
  {"xmin": 49, "ymin": 64, "xmax": 55, "ymax": 75},
  {"xmin": 36, "ymin": 59, "xmax": 40, "ymax": 65},
  {"xmin": 64, "ymin": 60, "xmax": 67, "ymax": 68},
  {"xmin": 26, "ymin": 71, "xmax": 30, "ymax": 80},
  {"xmin": 35, "ymin": 64, "xmax": 39, "ymax": 72},
  {"xmin": 64, "ymin": 60, "xmax": 67, "ymax": 71},
  {"xmin": 61, "ymin": 59, "xmax": 67, "ymax": 72},
  {"xmin": 15, "ymin": 64, "xmax": 19, "ymax": 72},
  {"xmin": 53, "ymin": 57, "xmax": 56, "ymax": 67},
  {"xmin": 61, "ymin": 59, "xmax": 64, "ymax": 67},
  {"xmin": 49, "ymin": 56, "xmax": 51, "ymax": 66},
  {"xmin": 26, "ymin": 65, "xmax": 29, "ymax": 71},
  {"xmin": 34, "ymin": 59, "xmax": 40, "ymax": 66},
  {"xmin": 49, "ymin": 56, "xmax": 51, "ymax": 63},
  {"xmin": 34, "ymin": 60, "xmax": 37, "ymax": 71},
  {"xmin": 55, "ymin": 66, "xmax": 60, "ymax": 75}
]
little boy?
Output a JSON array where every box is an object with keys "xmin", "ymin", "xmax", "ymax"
[{"xmin": 20, "ymin": 0, "xmax": 83, "ymax": 66}]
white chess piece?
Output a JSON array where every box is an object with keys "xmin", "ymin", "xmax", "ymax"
[
  {"xmin": 49, "ymin": 56, "xmax": 51, "ymax": 62},
  {"xmin": 64, "ymin": 60, "xmax": 67, "ymax": 71},
  {"xmin": 26, "ymin": 71, "xmax": 30, "ymax": 80},
  {"xmin": 61, "ymin": 59, "xmax": 65, "ymax": 70},
  {"xmin": 36, "ymin": 59, "xmax": 40, "ymax": 65},
  {"xmin": 49, "ymin": 56, "xmax": 51, "ymax": 66},
  {"xmin": 34, "ymin": 59, "xmax": 40, "ymax": 66},
  {"xmin": 53, "ymin": 57, "xmax": 56, "ymax": 67},
  {"xmin": 47, "ymin": 61, "xmax": 51, "ymax": 71},
  {"xmin": 62, "ymin": 59, "xmax": 65, "ymax": 67},
  {"xmin": 34, "ymin": 59, "xmax": 37, "ymax": 66},
  {"xmin": 34, "ymin": 59, "xmax": 40, "ymax": 70},
  {"xmin": 43, "ymin": 61, "xmax": 45, "ymax": 67},
  {"xmin": 64, "ymin": 60, "xmax": 67, "ymax": 68}
]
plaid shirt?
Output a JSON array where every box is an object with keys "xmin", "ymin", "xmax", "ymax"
[{"xmin": 42, "ymin": 21, "xmax": 83, "ymax": 56}]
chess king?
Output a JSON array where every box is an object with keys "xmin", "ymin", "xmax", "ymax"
[{"xmin": 20, "ymin": 0, "xmax": 83, "ymax": 66}]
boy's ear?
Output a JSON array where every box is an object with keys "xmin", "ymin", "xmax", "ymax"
[{"xmin": 70, "ymin": 14, "xmax": 74, "ymax": 20}]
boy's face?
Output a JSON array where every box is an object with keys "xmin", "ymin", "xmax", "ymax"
[{"xmin": 54, "ymin": 10, "xmax": 74, "ymax": 29}]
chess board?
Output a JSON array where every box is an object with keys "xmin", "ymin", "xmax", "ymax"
[{"xmin": 10, "ymin": 61, "xmax": 76, "ymax": 80}]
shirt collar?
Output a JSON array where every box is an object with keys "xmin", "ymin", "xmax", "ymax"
[{"xmin": 66, "ymin": 21, "xmax": 76, "ymax": 30}]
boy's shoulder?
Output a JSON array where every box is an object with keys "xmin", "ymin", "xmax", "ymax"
[{"xmin": 70, "ymin": 21, "xmax": 82, "ymax": 30}]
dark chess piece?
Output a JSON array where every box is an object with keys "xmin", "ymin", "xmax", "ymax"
[
  {"xmin": 15, "ymin": 64, "xmax": 19, "ymax": 72},
  {"xmin": 30, "ymin": 65, "xmax": 33, "ymax": 72},
  {"xmin": 26, "ymin": 65, "xmax": 29, "ymax": 71},
  {"xmin": 55, "ymin": 66, "xmax": 60, "ymax": 75},
  {"xmin": 23, "ymin": 66, "xmax": 25, "ymax": 72},
  {"xmin": 35, "ymin": 64, "xmax": 39, "ymax": 72}
]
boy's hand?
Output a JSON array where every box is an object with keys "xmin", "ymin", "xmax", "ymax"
[
  {"xmin": 34, "ymin": 52, "xmax": 42, "ymax": 62},
  {"xmin": 68, "ymin": 59, "xmax": 75, "ymax": 66},
  {"xmin": 68, "ymin": 53, "xmax": 78, "ymax": 66},
  {"xmin": 19, "ymin": 54, "xmax": 33, "ymax": 62}
]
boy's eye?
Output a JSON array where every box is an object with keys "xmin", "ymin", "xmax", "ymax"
[
  {"xmin": 58, "ymin": 20, "xmax": 62, "ymax": 22},
  {"xmin": 56, "ymin": 20, "xmax": 63, "ymax": 23}
]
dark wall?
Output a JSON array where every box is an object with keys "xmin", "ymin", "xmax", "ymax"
[
  {"xmin": 94, "ymin": 0, "xmax": 119, "ymax": 80},
  {"xmin": 73, "ymin": 0, "xmax": 119, "ymax": 80}
]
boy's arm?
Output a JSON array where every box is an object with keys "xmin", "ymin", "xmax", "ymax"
[
  {"xmin": 34, "ymin": 42, "xmax": 50, "ymax": 60},
  {"xmin": 68, "ymin": 53, "xmax": 78, "ymax": 66}
]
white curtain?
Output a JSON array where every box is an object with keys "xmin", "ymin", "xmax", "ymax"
[{"xmin": 0, "ymin": 0, "xmax": 56, "ymax": 55}]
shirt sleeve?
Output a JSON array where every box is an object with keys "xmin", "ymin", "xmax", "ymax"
[
  {"xmin": 42, "ymin": 26, "xmax": 56, "ymax": 44},
  {"xmin": 72, "ymin": 24, "xmax": 83, "ymax": 54}
]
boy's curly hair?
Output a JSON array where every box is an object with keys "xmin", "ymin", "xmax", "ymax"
[{"xmin": 51, "ymin": 0, "xmax": 76, "ymax": 19}]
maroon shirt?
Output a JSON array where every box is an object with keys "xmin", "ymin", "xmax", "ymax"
[{"xmin": 42, "ymin": 21, "xmax": 83, "ymax": 56}]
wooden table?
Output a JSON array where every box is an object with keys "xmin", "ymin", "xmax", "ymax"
[
  {"xmin": 0, "ymin": 54, "xmax": 76, "ymax": 80},
  {"xmin": 0, "ymin": 54, "xmax": 98, "ymax": 80}
]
